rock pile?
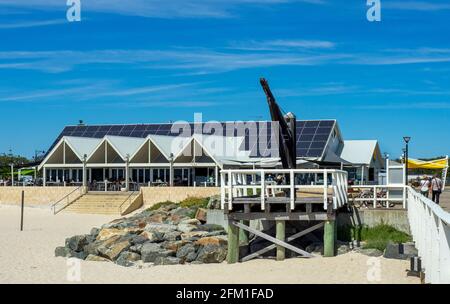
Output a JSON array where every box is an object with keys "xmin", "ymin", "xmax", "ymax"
[{"xmin": 55, "ymin": 203, "xmax": 227, "ymax": 267}]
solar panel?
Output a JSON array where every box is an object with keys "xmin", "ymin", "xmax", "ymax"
[{"xmin": 46, "ymin": 120, "xmax": 336, "ymax": 160}]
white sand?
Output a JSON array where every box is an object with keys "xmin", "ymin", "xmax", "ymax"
[{"xmin": 0, "ymin": 205, "xmax": 419, "ymax": 284}]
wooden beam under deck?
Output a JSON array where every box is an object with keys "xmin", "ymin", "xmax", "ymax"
[
  {"xmin": 231, "ymin": 196, "xmax": 324, "ymax": 204},
  {"xmin": 225, "ymin": 212, "xmax": 334, "ymax": 221}
]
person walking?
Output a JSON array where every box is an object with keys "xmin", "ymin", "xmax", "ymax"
[
  {"xmin": 419, "ymin": 175, "xmax": 431, "ymax": 198},
  {"xmin": 431, "ymin": 174, "xmax": 443, "ymax": 204}
]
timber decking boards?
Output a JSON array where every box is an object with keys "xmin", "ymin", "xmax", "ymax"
[{"xmin": 64, "ymin": 192, "xmax": 138, "ymax": 215}]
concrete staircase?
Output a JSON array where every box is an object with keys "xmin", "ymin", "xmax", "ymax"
[{"xmin": 64, "ymin": 192, "xmax": 142, "ymax": 215}]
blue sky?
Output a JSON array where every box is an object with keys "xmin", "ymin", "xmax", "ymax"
[{"xmin": 1, "ymin": 0, "xmax": 450, "ymax": 159}]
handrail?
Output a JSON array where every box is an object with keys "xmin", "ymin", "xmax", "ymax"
[
  {"xmin": 220, "ymin": 168, "xmax": 348, "ymax": 211},
  {"xmin": 407, "ymin": 186, "xmax": 450, "ymax": 283},
  {"xmin": 118, "ymin": 190, "xmax": 137, "ymax": 215},
  {"xmin": 349, "ymin": 185, "xmax": 407, "ymax": 209},
  {"xmin": 52, "ymin": 185, "xmax": 84, "ymax": 215}
]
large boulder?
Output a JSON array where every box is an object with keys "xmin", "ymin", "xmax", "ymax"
[
  {"xmin": 147, "ymin": 213, "xmax": 167, "ymax": 223},
  {"xmin": 84, "ymin": 235, "xmax": 121, "ymax": 256},
  {"xmin": 163, "ymin": 231, "xmax": 182, "ymax": 242},
  {"xmin": 162, "ymin": 240, "xmax": 189, "ymax": 252},
  {"xmin": 115, "ymin": 251, "xmax": 141, "ymax": 267},
  {"xmin": 85, "ymin": 254, "xmax": 110, "ymax": 262},
  {"xmin": 55, "ymin": 246, "xmax": 71, "ymax": 257},
  {"xmin": 65, "ymin": 235, "xmax": 89, "ymax": 252},
  {"xmin": 171, "ymin": 207, "xmax": 192, "ymax": 218},
  {"xmin": 130, "ymin": 234, "xmax": 148, "ymax": 245},
  {"xmin": 305, "ymin": 243, "xmax": 323, "ymax": 255},
  {"xmin": 97, "ymin": 240, "xmax": 131, "ymax": 261},
  {"xmin": 141, "ymin": 242, "xmax": 175, "ymax": 263},
  {"xmin": 129, "ymin": 244, "xmax": 143, "ymax": 254},
  {"xmin": 196, "ymin": 244, "xmax": 227, "ymax": 263},
  {"xmin": 195, "ymin": 208, "xmax": 208, "ymax": 223},
  {"xmin": 70, "ymin": 251, "xmax": 88, "ymax": 260},
  {"xmin": 97, "ymin": 228, "xmax": 143, "ymax": 241},
  {"xmin": 180, "ymin": 231, "xmax": 209, "ymax": 241},
  {"xmin": 177, "ymin": 223, "xmax": 197, "ymax": 233},
  {"xmin": 154, "ymin": 256, "xmax": 181, "ymax": 265},
  {"xmin": 90, "ymin": 227, "xmax": 101, "ymax": 237},
  {"xmin": 145, "ymin": 223, "xmax": 177, "ymax": 234},
  {"xmin": 196, "ymin": 224, "xmax": 225, "ymax": 233},
  {"xmin": 176, "ymin": 243, "xmax": 198, "ymax": 263},
  {"xmin": 195, "ymin": 236, "xmax": 227, "ymax": 247},
  {"xmin": 140, "ymin": 231, "xmax": 164, "ymax": 242},
  {"xmin": 181, "ymin": 218, "xmax": 201, "ymax": 225},
  {"xmin": 166, "ymin": 214, "xmax": 190, "ymax": 225}
]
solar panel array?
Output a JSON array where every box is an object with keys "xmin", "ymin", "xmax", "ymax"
[{"xmin": 48, "ymin": 120, "xmax": 336, "ymax": 159}]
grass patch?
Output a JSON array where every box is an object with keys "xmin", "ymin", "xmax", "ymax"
[
  {"xmin": 338, "ymin": 224, "xmax": 411, "ymax": 251},
  {"xmin": 179, "ymin": 197, "xmax": 209, "ymax": 219},
  {"xmin": 147, "ymin": 201, "xmax": 175, "ymax": 211},
  {"xmin": 179, "ymin": 197, "xmax": 209, "ymax": 209}
]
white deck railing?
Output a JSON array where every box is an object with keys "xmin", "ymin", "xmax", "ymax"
[
  {"xmin": 407, "ymin": 187, "xmax": 450, "ymax": 284},
  {"xmin": 349, "ymin": 185, "xmax": 407, "ymax": 209},
  {"xmin": 220, "ymin": 169, "xmax": 348, "ymax": 211}
]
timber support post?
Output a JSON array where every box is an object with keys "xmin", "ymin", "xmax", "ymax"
[
  {"xmin": 276, "ymin": 220, "xmax": 286, "ymax": 261},
  {"xmin": 227, "ymin": 221, "xmax": 240, "ymax": 264},
  {"xmin": 323, "ymin": 219, "xmax": 336, "ymax": 257},
  {"xmin": 239, "ymin": 220, "xmax": 250, "ymax": 245}
]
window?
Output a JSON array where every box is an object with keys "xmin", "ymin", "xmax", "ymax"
[{"xmin": 369, "ymin": 168, "xmax": 375, "ymax": 182}]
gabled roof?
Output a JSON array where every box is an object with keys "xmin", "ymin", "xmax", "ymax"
[
  {"xmin": 148, "ymin": 134, "xmax": 191, "ymax": 159},
  {"xmin": 38, "ymin": 136, "xmax": 102, "ymax": 170},
  {"xmin": 64, "ymin": 136, "xmax": 102, "ymax": 160},
  {"xmin": 45, "ymin": 120, "xmax": 338, "ymax": 161},
  {"xmin": 105, "ymin": 136, "xmax": 146, "ymax": 160},
  {"xmin": 339, "ymin": 140, "xmax": 380, "ymax": 165}
]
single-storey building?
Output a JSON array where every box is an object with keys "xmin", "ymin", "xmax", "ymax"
[{"xmin": 38, "ymin": 120, "xmax": 384, "ymax": 190}]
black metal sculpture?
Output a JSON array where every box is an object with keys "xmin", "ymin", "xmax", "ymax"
[{"xmin": 260, "ymin": 78, "xmax": 297, "ymax": 169}]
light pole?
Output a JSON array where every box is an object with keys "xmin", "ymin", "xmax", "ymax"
[
  {"xmin": 9, "ymin": 163, "xmax": 14, "ymax": 186},
  {"xmin": 403, "ymin": 137, "xmax": 411, "ymax": 185},
  {"xmin": 82, "ymin": 154, "xmax": 87, "ymax": 190},
  {"xmin": 169, "ymin": 153, "xmax": 174, "ymax": 187},
  {"xmin": 125, "ymin": 154, "xmax": 130, "ymax": 191}
]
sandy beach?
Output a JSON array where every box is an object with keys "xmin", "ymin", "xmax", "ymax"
[{"xmin": 0, "ymin": 204, "xmax": 419, "ymax": 284}]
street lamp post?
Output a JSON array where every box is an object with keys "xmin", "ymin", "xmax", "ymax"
[
  {"xmin": 9, "ymin": 163, "xmax": 14, "ymax": 186},
  {"xmin": 403, "ymin": 137, "xmax": 411, "ymax": 185},
  {"xmin": 169, "ymin": 153, "xmax": 174, "ymax": 187}
]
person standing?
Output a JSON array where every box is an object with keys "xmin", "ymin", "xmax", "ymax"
[
  {"xmin": 419, "ymin": 176, "xmax": 431, "ymax": 198},
  {"xmin": 431, "ymin": 175, "xmax": 443, "ymax": 204}
]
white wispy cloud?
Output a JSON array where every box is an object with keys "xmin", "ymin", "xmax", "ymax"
[
  {"xmin": 0, "ymin": 80, "xmax": 231, "ymax": 109},
  {"xmin": 0, "ymin": 19, "xmax": 66, "ymax": 29},
  {"xmin": 0, "ymin": 48, "xmax": 353, "ymax": 73},
  {"xmin": 384, "ymin": 1, "xmax": 450, "ymax": 11},
  {"xmin": 229, "ymin": 39, "xmax": 336, "ymax": 51},
  {"xmin": 107, "ymin": 100, "xmax": 221, "ymax": 108},
  {"xmin": 356, "ymin": 102, "xmax": 450, "ymax": 110},
  {"xmin": 277, "ymin": 83, "xmax": 359, "ymax": 97},
  {"xmin": 344, "ymin": 48, "xmax": 450, "ymax": 66},
  {"xmin": 0, "ymin": 0, "xmax": 325, "ymax": 19}
]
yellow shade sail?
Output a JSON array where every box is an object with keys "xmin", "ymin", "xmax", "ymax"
[{"xmin": 407, "ymin": 157, "xmax": 449, "ymax": 170}]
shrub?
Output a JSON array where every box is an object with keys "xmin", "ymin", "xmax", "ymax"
[
  {"xmin": 360, "ymin": 224, "xmax": 411, "ymax": 251},
  {"xmin": 147, "ymin": 201, "xmax": 175, "ymax": 211},
  {"xmin": 337, "ymin": 224, "xmax": 411, "ymax": 251},
  {"xmin": 179, "ymin": 197, "xmax": 209, "ymax": 209}
]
